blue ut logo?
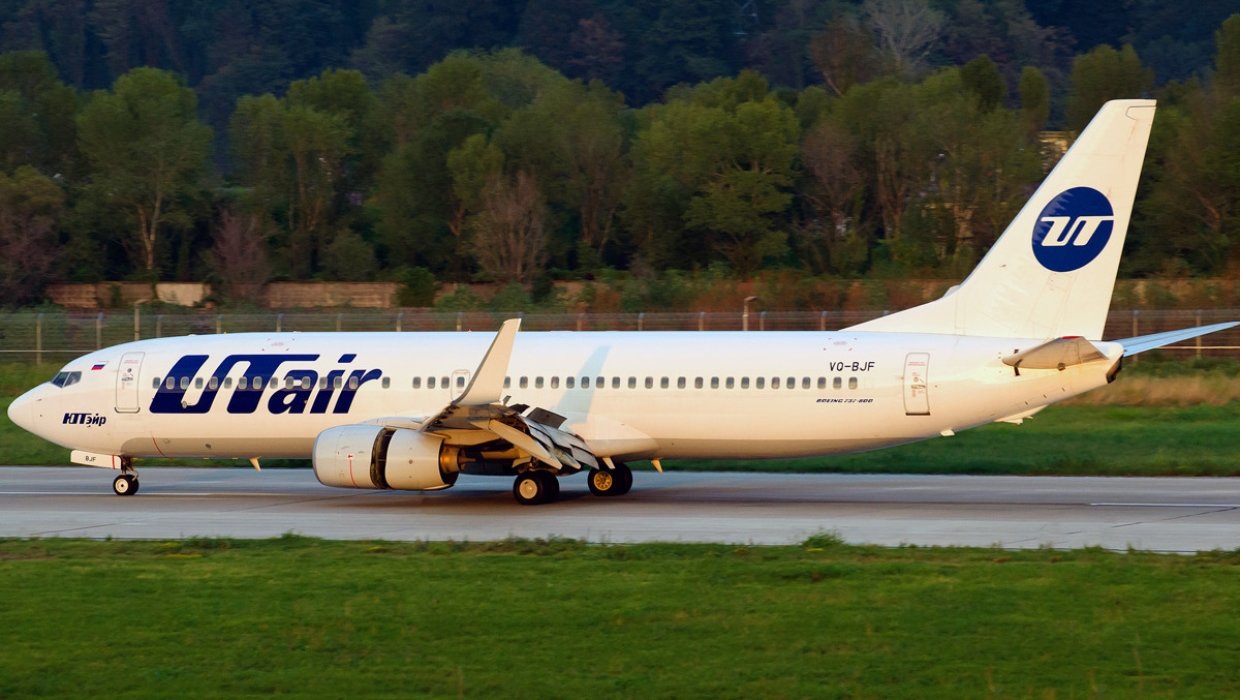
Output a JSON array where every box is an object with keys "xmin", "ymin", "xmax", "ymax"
[{"xmin": 1031, "ymin": 187, "xmax": 1115, "ymax": 272}]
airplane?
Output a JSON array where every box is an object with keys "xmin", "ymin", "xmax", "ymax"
[{"xmin": 6, "ymin": 99, "xmax": 1236, "ymax": 505}]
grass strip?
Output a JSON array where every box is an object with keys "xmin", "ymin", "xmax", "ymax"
[{"xmin": 0, "ymin": 536, "xmax": 1237, "ymax": 698}]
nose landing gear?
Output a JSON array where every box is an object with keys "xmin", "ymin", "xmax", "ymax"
[{"xmin": 111, "ymin": 457, "xmax": 139, "ymax": 496}]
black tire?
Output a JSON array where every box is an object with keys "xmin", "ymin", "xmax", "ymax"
[
  {"xmin": 514, "ymin": 472, "xmax": 556, "ymax": 505},
  {"xmin": 588, "ymin": 463, "xmax": 633, "ymax": 497},
  {"xmin": 612, "ymin": 463, "xmax": 633, "ymax": 496},
  {"xmin": 536, "ymin": 471, "xmax": 560, "ymax": 503},
  {"xmin": 112, "ymin": 474, "xmax": 138, "ymax": 496},
  {"xmin": 587, "ymin": 468, "xmax": 615, "ymax": 496}
]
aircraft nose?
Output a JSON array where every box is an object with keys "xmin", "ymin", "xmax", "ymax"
[{"xmin": 7, "ymin": 389, "xmax": 40, "ymax": 435}]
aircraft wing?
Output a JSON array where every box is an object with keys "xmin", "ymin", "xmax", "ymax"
[
  {"xmin": 410, "ymin": 319, "xmax": 600, "ymax": 472},
  {"xmin": 1113, "ymin": 322, "xmax": 1238, "ymax": 357}
]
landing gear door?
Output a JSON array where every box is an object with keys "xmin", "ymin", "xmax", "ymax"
[
  {"xmin": 115, "ymin": 352, "xmax": 144, "ymax": 414},
  {"xmin": 903, "ymin": 352, "xmax": 930, "ymax": 416}
]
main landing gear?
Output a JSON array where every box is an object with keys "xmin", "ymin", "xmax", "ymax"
[
  {"xmin": 513, "ymin": 470, "xmax": 559, "ymax": 506},
  {"xmin": 112, "ymin": 457, "xmax": 139, "ymax": 496},
  {"xmin": 587, "ymin": 463, "xmax": 632, "ymax": 498},
  {"xmin": 511, "ymin": 462, "xmax": 634, "ymax": 505}
]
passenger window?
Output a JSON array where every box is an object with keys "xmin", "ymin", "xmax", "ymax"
[
  {"xmin": 567, "ymin": 377, "xmax": 575, "ymax": 389},
  {"xmin": 756, "ymin": 377, "xmax": 765, "ymax": 389},
  {"xmin": 694, "ymin": 377, "xmax": 703, "ymax": 389},
  {"xmin": 833, "ymin": 377, "xmax": 842, "ymax": 389},
  {"xmin": 849, "ymin": 377, "xmax": 858, "ymax": 390},
  {"xmin": 195, "ymin": 377, "xmax": 204, "ymax": 390},
  {"xmin": 627, "ymin": 377, "xmax": 636, "ymax": 389},
  {"xmin": 519, "ymin": 377, "xmax": 528, "ymax": 389},
  {"xmin": 179, "ymin": 376, "xmax": 190, "ymax": 390},
  {"xmin": 581, "ymin": 377, "xmax": 590, "ymax": 389},
  {"xmin": 551, "ymin": 376, "xmax": 560, "ymax": 389},
  {"xmin": 725, "ymin": 377, "xmax": 734, "ymax": 389},
  {"xmin": 165, "ymin": 377, "xmax": 175, "ymax": 390},
  {"xmin": 660, "ymin": 377, "xmax": 669, "ymax": 389},
  {"xmin": 333, "ymin": 376, "xmax": 343, "ymax": 390},
  {"xmin": 456, "ymin": 376, "xmax": 465, "ymax": 388},
  {"xmin": 786, "ymin": 377, "xmax": 795, "ymax": 389},
  {"xmin": 224, "ymin": 377, "xmax": 233, "ymax": 389},
  {"xmin": 208, "ymin": 377, "xmax": 219, "ymax": 391},
  {"xmin": 772, "ymin": 377, "xmax": 780, "ymax": 389},
  {"xmin": 503, "ymin": 377, "xmax": 510, "ymax": 389},
  {"xmin": 348, "ymin": 376, "xmax": 360, "ymax": 390},
  {"xmin": 413, "ymin": 377, "xmax": 421, "ymax": 389},
  {"xmin": 645, "ymin": 377, "xmax": 653, "ymax": 389},
  {"xmin": 612, "ymin": 377, "xmax": 621, "ymax": 389},
  {"xmin": 710, "ymin": 377, "xmax": 719, "ymax": 389},
  {"xmin": 428, "ymin": 376, "xmax": 437, "ymax": 389},
  {"xmin": 152, "ymin": 378, "xmax": 161, "ymax": 389},
  {"xmin": 741, "ymin": 377, "xmax": 750, "ymax": 389},
  {"xmin": 677, "ymin": 377, "xmax": 686, "ymax": 389},
  {"xmin": 535, "ymin": 377, "xmax": 544, "ymax": 389},
  {"xmin": 802, "ymin": 377, "xmax": 811, "ymax": 389},
  {"xmin": 381, "ymin": 377, "xmax": 391, "ymax": 389},
  {"xmin": 817, "ymin": 377, "xmax": 826, "ymax": 390}
]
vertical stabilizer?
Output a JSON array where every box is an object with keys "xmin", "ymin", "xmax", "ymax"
[{"xmin": 849, "ymin": 99, "xmax": 1156, "ymax": 340}]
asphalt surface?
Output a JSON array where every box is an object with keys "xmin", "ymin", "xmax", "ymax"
[{"xmin": 1, "ymin": 467, "xmax": 1238, "ymax": 553}]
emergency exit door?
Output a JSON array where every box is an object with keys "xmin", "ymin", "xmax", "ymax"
[
  {"xmin": 115, "ymin": 352, "xmax": 144, "ymax": 413},
  {"xmin": 903, "ymin": 352, "xmax": 930, "ymax": 416}
]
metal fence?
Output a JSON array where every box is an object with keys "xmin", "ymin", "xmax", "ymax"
[{"xmin": 2, "ymin": 308, "xmax": 1238, "ymax": 364}]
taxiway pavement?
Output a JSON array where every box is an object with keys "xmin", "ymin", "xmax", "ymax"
[{"xmin": 1, "ymin": 467, "xmax": 1238, "ymax": 552}]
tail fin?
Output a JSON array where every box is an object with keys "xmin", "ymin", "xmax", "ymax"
[{"xmin": 850, "ymin": 99, "xmax": 1156, "ymax": 340}]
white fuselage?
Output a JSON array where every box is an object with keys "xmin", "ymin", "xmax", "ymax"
[{"xmin": 10, "ymin": 330, "xmax": 1122, "ymax": 463}]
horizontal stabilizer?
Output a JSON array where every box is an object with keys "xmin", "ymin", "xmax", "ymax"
[
  {"xmin": 1116, "ymin": 322, "xmax": 1238, "ymax": 357},
  {"xmin": 1003, "ymin": 336, "xmax": 1106, "ymax": 370}
]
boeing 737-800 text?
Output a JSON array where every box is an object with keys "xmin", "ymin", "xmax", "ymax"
[{"xmin": 7, "ymin": 100, "xmax": 1236, "ymax": 504}]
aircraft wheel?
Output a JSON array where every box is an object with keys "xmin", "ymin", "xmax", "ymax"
[
  {"xmin": 112, "ymin": 474, "xmax": 138, "ymax": 496},
  {"xmin": 588, "ymin": 463, "xmax": 633, "ymax": 497},
  {"xmin": 513, "ymin": 471, "xmax": 557, "ymax": 506},
  {"xmin": 612, "ymin": 463, "xmax": 633, "ymax": 496},
  {"xmin": 537, "ymin": 471, "xmax": 560, "ymax": 503}
]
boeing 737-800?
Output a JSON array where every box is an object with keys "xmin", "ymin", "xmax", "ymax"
[{"xmin": 7, "ymin": 99, "xmax": 1236, "ymax": 504}]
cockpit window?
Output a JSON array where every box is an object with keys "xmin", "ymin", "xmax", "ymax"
[{"xmin": 49, "ymin": 371, "xmax": 82, "ymax": 388}]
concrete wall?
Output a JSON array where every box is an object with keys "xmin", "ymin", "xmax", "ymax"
[{"xmin": 46, "ymin": 282, "xmax": 209, "ymax": 309}]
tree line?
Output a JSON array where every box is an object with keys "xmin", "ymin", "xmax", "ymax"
[{"xmin": 0, "ymin": 8, "xmax": 1239, "ymax": 308}]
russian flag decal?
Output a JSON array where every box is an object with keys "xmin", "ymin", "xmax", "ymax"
[{"xmin": 91, "ymin": 363, "xmax": 106, "ymax": 371}]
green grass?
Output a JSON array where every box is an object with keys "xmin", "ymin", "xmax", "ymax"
[
  {"xmin": 688, "ymin": 403, "xmax": 1240, "ymax": 476},
  {"xmin": 0, "ymin": 537, "xmax": 1237, "ymax": 698}
]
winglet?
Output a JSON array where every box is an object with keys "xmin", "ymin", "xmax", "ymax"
[{"xmin": 454, "ymin": 319, "xmax": 521, "ymax": 406}]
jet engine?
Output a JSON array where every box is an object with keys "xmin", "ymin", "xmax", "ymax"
[{"xmin": 312, "ymin": 424, "xmax": 461, "ymax": 491}]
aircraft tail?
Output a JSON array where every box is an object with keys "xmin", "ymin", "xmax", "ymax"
[{"xmin": 849, "ymin": 99, "xmax": 1157, "ymax": 340}]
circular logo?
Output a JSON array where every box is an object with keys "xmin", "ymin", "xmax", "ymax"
[{"xmin": 1030, "ymin": 187, "xmax": 1115, "ymax": 272}]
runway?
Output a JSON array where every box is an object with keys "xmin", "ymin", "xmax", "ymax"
[{"xmin": 1, "ymin": 467, "xmax": 1238, "ymax": 553}]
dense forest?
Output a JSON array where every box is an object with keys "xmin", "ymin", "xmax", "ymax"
[{"xmin": 0, "ymin": 0, "xmax": 1239, "ymax": 308}]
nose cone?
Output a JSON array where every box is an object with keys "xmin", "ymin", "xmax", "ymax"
[{"xmin": 7, "ymin": 388, "xmax": 41, "ymax": 436}]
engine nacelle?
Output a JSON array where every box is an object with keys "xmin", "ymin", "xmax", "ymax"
[{"xmin": 312, "ymin": 424, "xmax": 460, "ymax": 491}]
